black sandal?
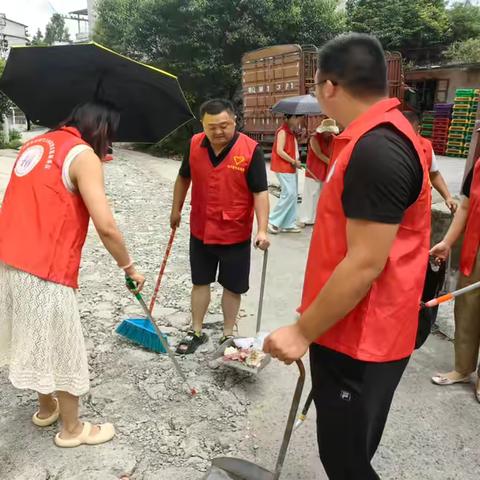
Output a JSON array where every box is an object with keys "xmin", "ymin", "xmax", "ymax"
[
  {"xmin": 176, "ymin": 330, "xmax": 208, "ymax": 355},
  {"xmin": 219, "ymin": 335, "xmax": 234, "ymax": 346}
]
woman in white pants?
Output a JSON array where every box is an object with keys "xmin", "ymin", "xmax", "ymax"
[{"xmin": 299, "ymin": 118, "xmax": 339, "ymax": 226}]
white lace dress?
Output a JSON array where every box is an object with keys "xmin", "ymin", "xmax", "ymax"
[
  {"xmin": 0, "ymin": 144, "xmax": 91, "ymax": 396},
  {"xmin": 0, "ymin": 262, "xmax": 90, "ymax": 396}
]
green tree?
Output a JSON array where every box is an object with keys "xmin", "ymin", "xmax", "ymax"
[
  {"xmin": 346, "ymin": 0, "xmax": 450, "ymax": 51},
  {"xmin": 94, "ymin": 0, "xmax": 346, "ymax": 153},
  {"xmin": 447, "ymin": 1, "xmax": 480, "ymax": 43},
  {"xmin": 0, "ymin": 59, "xmax": 14, "ymax": 126},
  {"xmin": 445, "ymin": 37, "xmax": 480, "ymax": 63},
  {"xmin": 95, "ymin": 0, "xmax": 345, "ymax": 103},
  {"xmin": 44, "ymin": 13, "xmax": 71, "ymax": 45},
  {"xmin": 30, "ymin": 28, "xmax": 45, "ymax": 46}
]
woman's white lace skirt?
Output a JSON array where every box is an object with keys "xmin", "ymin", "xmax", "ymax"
[{"xmin": 0, "ymin": 263, "xmax": 90, "ymax": 396}]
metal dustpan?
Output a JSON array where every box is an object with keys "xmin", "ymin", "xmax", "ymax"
[
  {"xmin": 209, "ymin": 337, "xmax": 271, "ymax": 374},
  {"xmin": 203, "ymin": 360, "xmax": 306, "ymax": 480},
  {"xmin": 210, "ymin": 251, "xmax": 270, "ymax": 374}
]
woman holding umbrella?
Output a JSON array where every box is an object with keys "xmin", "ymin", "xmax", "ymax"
[
  {"xmin": 268, "ymin": 114, "xmax": 303, "ymax": 234},
  {"xmin": 0, "ymin": 101, "xmax": 145, "ymax": 447}
]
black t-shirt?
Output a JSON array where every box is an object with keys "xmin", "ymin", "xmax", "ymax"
[
  {"xmin": 342, "ymin": 125, "xmax": 423, "ymax": 224},
  {"xmin": 462, "ymin": 168, "xmax": 473, "ymax": 198},
  {"xmin": 179, "ymin": 132, "xmax": 268, "ymax": 193}
]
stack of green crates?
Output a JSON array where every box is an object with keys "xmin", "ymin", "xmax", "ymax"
[
  {"xmin": 421, "ymin": 111, "xmax": 434, "ymax": 139},
  {"xmin": 447, "ymin": 88, "xmax": 479, "ymax": 158}
]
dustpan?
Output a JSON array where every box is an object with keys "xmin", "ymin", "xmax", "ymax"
[
  {"xmin": 210, "ymin": 250, "xmax": 269, "ymax": 374},
  {"xmin": 203, "ymin": 360, "xmax": 305, "ymax": 480}
]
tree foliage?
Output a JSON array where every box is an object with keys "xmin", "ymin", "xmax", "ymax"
[
  {"xmin": 44, "ymin": 13, "xmax": 71, "ymax": 45},
  {"xmin": 445, "ymin": 37, "xmax": 480, "ymax": 63},
  {"xmin": 95, "ymin": 0, "xmax": 345, "ymax": 108},
  {"xmin": 447, "ymin": 1, "xmax": 480, "ymax": 43},
  {"xmin": 0, "ymin": 59, "xmax": 14, "ymax": 123},
  {"xmin": 346, "ymin": 0, "xmax": 451, "ymax": 51},
  {"xmin": 30, "ymin": 28, "xmax": 45, "ymax": 46}
]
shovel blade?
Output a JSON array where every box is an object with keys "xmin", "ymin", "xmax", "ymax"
[{"xmin": 203, "ymin": 458, "xmax": 275, "ymax": 480}]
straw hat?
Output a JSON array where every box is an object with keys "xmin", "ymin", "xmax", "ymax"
[{"xmin": 316, "ymin": 118, "xmax": 339, "ymax": 134}]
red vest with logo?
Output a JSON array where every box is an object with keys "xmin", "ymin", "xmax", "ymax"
[
  {"xmin": 299, "ymin": 99, "xmax": 431, "ymax": 362},
  {"xmin": 0, "ymin": 127, "xmax": 91, "ymax": 288},
  {"xmin": 460, "ymin": 158, "xmax": 480, "ymax": 277},
  {"xmin": 419, "ymin": 136, "xmax": 433, "ymax": 170},
  {"xmin": 306, "ymin": 133, "xmax": 332, "ymax": 182},
  {"xmin": 270, "ymin": 124, "xmax": 297, "ymax": 174},
  {"xmin": 189, "ymin": 132, "xmax": 258, "ymax": 245}
]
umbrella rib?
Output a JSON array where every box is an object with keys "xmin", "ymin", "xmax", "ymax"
[{"xmin": 92, "ymin": 42, "xmax": 178, "ymax": 80}]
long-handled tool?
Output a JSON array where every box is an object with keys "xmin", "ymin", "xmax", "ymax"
[
  {"xmin": 116, "ymin": 228, "xmax": 176, "ymax": 353},
  {"xmin": 256, "ymin": 248, "xmax": 269, "ymax": 334},
  {"xmin": 125, "ymin": 277, "xmax": 197, "ymax": 396},
  {"xmin": 149, "ymin": 228, "xmax": 176, "ymax": 313},
  {"xmin": 423, "ymin": 280, "xmax": 480, "ymax": 308},
  {"xmin": 293, "ymin": 390, "xmax": 314, "ymax": 431},
  {"xmin": 203, "ymin": 360, "xmax": 305, "ymax": 480}
]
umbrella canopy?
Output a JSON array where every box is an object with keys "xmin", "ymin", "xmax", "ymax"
[
  {"xmin": 0, "ymin": 42, "xmax": 194, "ymax": 143},
  {"xmin": 271, "ymin": 94, "xmax": 322, "ymax": 116}
]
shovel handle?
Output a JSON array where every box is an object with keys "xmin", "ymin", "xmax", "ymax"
[
  {"xmin": 273, "ymin": 359, "xmax": 305, "ymax": 479},
  {"xmin": 256, "ymin": 249, "xmax": 269, "ymax": 334}
]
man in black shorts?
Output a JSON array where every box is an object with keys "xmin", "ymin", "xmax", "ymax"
[
  {"xmin": 170, "ymin": 99, "xmax": 269, "ymax": 354},
  {"xmin": 264, "ymin": 34, "xmax": 430, "ymax": 478}
]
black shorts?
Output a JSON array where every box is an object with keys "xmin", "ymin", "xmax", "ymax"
[{"xmin": 189, "ymin": 235, "xmax": 251, "ymax": 294}]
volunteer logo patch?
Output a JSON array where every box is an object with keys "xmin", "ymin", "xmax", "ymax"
[{"xmin": 14, "ymin": 145, "xmax": 45, "ymax": 177}]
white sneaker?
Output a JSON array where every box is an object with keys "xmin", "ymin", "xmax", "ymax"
[
  {"xmin": 268, "ymin": 224, "xmax": 279, "ymax": 234},
  {"xmin": 281, "ymin": 227, "xmax": 302, "ymax": 233}
]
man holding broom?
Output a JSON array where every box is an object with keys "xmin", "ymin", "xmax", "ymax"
[{"xmin": 170, "ymin": 98, "xmax": 270, "ymax": 354}]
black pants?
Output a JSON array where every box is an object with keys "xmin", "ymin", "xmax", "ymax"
[
  {"xmin": 310, "ymin": 344, "xmax": 410, "ymax": 480},
  {"xmin": 189, "ymin": 235, "xmax": 251, "ymax": 294}
]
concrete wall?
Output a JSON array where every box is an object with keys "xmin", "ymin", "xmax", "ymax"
[{"xmin": 406, "ymin": 67, "xmax": 480, "ymax": 103}]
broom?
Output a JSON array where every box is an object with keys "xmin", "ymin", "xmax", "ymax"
[
  {"xmin": 124, "ymin": 275, "xmax": 196, "ymax": 396},
  {"xmin": 116, "ymin": 228, "xmax": 177, "ymax": 353}
]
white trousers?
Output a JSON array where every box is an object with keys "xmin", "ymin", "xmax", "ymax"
[{"xmin": 299, "ymin": 177, "xmax": 322, "ymax": 225}]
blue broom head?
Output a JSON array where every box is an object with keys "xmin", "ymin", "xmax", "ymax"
[{"xmin": 116, "ymin": 316, "xmax": 169, "ymax": 354}]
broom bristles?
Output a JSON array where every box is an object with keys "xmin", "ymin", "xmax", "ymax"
[{"xmin": 116, "ymin": 317, "xmax": 168, "ymax": 354}]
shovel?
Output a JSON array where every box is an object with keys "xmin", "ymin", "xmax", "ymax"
[{"xmin": 203, "ymin": 359, "xmax": 306, "ymax": 480}]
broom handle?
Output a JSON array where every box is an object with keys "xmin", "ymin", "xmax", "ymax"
[
  {"xmin": 424, "ymin": 280, "xmax": 480, "ymax": 308},
  {"xmin": 126, "ymin": 277, "xmax": 194, "ymax": 394},
  {"xmin": 149, "ymin": 228, "xmax": 176, "ymax": 314}
]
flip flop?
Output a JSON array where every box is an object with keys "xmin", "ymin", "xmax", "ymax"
[
  {"xmin": 32, "ymin": 398, "xmax": 60, "ymax": 427},
  {"xmin": 431, "ymin": 374, "xmax": 470, "ymax": 385},
  {"xmin": 54, "ymin": 421, "xmax": 115, "ymax": 448}
]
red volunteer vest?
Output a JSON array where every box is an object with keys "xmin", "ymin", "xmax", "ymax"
[
  {"xmin": 270, "ymin": 124, "xmax": 297, "ymax": 174},
  {"xmin": 189, "ymin": 132, "xmax": 258, "ymax": 245},
  {"xmin": 306, "ymin": 133, "xmax": 332, "ymax": 182},
  {"xmin": 0, "ymin": 127, "xmax": 91, "ymax": 288},
  {"xmin": 299, "ymin": 98, "xmax": 431, "ymax": 362},
  {"xmin": 419, "ymin": 136, "xmax": 433, "ymax": 170},
  {"xmin": 460, "ymin": 158, "xmax": 480, "ymax": 277}
]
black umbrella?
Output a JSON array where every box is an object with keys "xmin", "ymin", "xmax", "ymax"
[
  {"xmin": 271, "ymin": 94, "xmax": 322, "ymax": 116},
  {"xmin": 0, "ymin": 42, "xmax": 194, "ymax": 143}
]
